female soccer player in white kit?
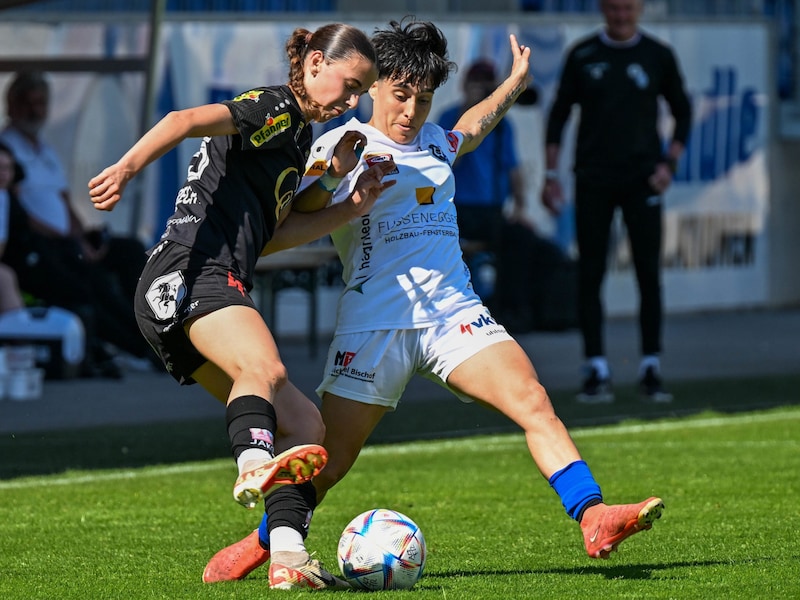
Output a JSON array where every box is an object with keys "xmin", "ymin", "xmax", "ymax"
[{"xmin": 204, "ymin": 19, "xmax": 665, "ymax": 585}]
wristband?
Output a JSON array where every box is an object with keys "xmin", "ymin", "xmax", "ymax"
[
  {"xmin": 545, "ymin": 169, "xmax": 559, "ymax": 180},
  {"xmin": 317, "ymin": 170, "xmax": 343, "ymax": 193}
]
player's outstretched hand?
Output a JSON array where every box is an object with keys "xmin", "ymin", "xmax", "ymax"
[
  {"xmin": 329, "ymin": 130, "xmax": 368, "ymax": 176},
  {"xmin": 507, "ymin": 33, "xmax": 532, "ymax": 91},
  {"xmin": 88, "ymin": 164, "xmax": 129, "ymax": 212},
  {"xmin": 345, "ymin": 160, "xmax": 397, "ymax": 217}
]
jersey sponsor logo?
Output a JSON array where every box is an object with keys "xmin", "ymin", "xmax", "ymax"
[
  {"xmin": 304, "ymin": 160, "xmax": 328, "ymax": 177},
  {"xmin": 274, "ymin": 166, "xmax": 299, "ymax": 220},
  {"xmin": 145, "ymin": 270, "xmax": 187, "ymax": 321},
  {"xmin": 358, "ymin": 215, "xmax": 372, "ymax": 271},
  {"xmin": 175, "ymin": 185, "xmax": 198, "ymax": 205},
  {"xmin": 459, "ymin": 312, "xmax": 497, "ymax": 335},
  {"xmin": 428, "ymin": 144, "xmax": 447, "ymax": 163},
  {"xmin": 227, "ymin": 271, "xmax": 245, "ymax": 297},
  {"xmin": 232, "ymin": 89, "xmax": 264, "ymax": 102},
  {"xmin": 365, "ymin": 152, "xmax": 399, "ymax": 174},
  {"xmin": 164, "ymin": 214, "xmax": 202, "ymax": 234},
  {"xmin": 330, "ymin": 350, "xmax": 375, "ymax": 381},
  {"xmin": 250, "ymin": 112, "xmax": 291, "ymax": 147},
  {"xmin": 445, "ymin": 131, "xmax": 458, "ymax": 153},
  {"xmin": 415, "ymin": 187, "xmax": 435, "ymax": 205},
  {"xmin": 334, "ymin": 350, "xmax": 356, "ymax": 367},
  {"xmin": 249, "ymin": 428, "xmax": 274, "ymax": 450}
]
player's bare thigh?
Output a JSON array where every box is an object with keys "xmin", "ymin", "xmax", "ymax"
[
  {"xmin": 186, "ymin": 304, "xmax": 286, "ymax": 397},
  {"xmin": 446, "ymin": 340, "xmax": 549, "ymax": 416}
]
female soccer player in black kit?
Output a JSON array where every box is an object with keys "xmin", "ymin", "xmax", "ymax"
[
  {"xmin": 542, "ymin": 0, "xmax": 691, "ymax": 404},
  {"xmin": 88, "ymin": 23, "xmax": 395, "ymax": 590}
]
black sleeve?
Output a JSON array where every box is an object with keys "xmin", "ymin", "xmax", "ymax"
[
  {"xmin": 661, "ymin": 47, "xmax": 692, "ymax": 146},
  {"xmin": 545, "ymin": 47, "xmax": 580, "ymax": 146},
  {"xmin": 221, "ymin": 87, "xmax": 294, "ymax": 151}
]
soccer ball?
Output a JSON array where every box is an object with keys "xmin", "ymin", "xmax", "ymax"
[{"xmin": 337, "ymin": 508, "xmax": 427, "ymax": 590}]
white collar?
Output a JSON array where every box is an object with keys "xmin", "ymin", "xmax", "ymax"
[{"xmin": 599, "ymin": 29, "xmax": 642, "ymax": 48}]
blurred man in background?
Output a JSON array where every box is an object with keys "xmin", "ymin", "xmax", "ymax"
[{"xmin": 541, "ymin": 0, "xmax": 691, "ymax": 403}]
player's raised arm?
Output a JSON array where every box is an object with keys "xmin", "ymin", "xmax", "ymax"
[
  {"xmin": 88, "ymin": 103, "xmax": 236, "ymax": 211},
  {"xmin": 452, "ymin": 34, "xmax": 531, "ymax": 156}
]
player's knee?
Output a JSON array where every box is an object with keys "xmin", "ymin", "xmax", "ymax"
[
  {"xmin": 506, "ymin": 379, "xmax": 554, "ymax": 425},
  {"xmin": 238, "ymin": 356, "xmax": 288, "ymax": 391}
]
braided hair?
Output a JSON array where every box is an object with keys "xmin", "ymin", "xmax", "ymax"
[{"xmin": 286, "ymin": 23, "xmax": 376, "ymax": 103}]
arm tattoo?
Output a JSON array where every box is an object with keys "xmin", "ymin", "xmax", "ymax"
[{"xmin": 478, "ymin": 84, "xmax": 523, "ymax": 132}]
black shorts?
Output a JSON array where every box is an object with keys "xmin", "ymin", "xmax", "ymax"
[{"xmin": 134, "ymin": 240, "xmax": 257, "ymax": 385}]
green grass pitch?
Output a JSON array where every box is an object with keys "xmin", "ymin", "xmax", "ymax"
[{"xmin": 1, "ymin": 399, "xmax": 798, "ymax": 598}]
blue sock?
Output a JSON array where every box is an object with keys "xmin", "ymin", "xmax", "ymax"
[
  {"xmin": 258, "ymin": 512, "xmax": 270, "ymax": 549},
  {"xmin": 548, "ymin": 460, "xmax": 603, "ymax": 522}
]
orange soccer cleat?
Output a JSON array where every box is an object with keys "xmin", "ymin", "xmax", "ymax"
[
  {"xmin": 581, "ymin": 496, "xmax": 664, "ymax": 558},
  {"xmin": 233, "ymin": 444, "xmax": 328, "ymax": 509},
  {"xmin": 202, "ymin": 529, "xmax": 269, "ymax": 583}
]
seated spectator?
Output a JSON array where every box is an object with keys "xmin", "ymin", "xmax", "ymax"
[
  {"xmin": 0, "ymin": 149, "xmax": 152, "ymax": 379},
  {"xmin": 1, "ymin": 71, "xmax": 146, "ymax": 303},
  {"xmin": 0, "ymin": 71, "xmax": 158, "ymax": 376},
  {"xmin": 0, "ymin": 143, "xmax": 25, "ymax": 315}
]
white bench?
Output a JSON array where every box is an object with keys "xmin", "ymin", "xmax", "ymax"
[{"xmin": 254, "ymin": 245, "xmax": 339, "ymax": 356}]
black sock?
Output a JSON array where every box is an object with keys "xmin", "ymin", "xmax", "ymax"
[
  {"xmin": 225, "ymin": 395, "xmax": 277, "ymax": 461},
  {"xmin": 264, "ymin": 481, "xmax": 318, "ymax": 540}
]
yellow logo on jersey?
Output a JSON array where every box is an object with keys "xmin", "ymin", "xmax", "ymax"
[
  {"xmin": 305, "ymin": 160, "xmax": 328, "ymax": 177},
  {"xmin": 232, "ymin": 89, "xmax": 264, "ymax": 102},
  {"xmin": 416, "ymin": 187, "xmax": 434, "ymax": 205},
  {"xmin": 274, "ymin": 166, "xmax": 299, "ymax": 221},
  {"xmin": 250, "ymin": 113, "xmax": 291, "ymax": 147}
]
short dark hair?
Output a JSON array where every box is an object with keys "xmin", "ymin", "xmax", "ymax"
[
  {"xmin": 371, "ymin": 19, "xmax": 456, "ymax": 91},
  {"xmin": 464, "ymin": 60, "xmax": 497, "ymax": 85},
  {"xmin": 6, "ymin": 70, "xmax": 49, "ymax": 106}
]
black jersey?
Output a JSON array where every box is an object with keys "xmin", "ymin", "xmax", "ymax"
[
  {"xmin": 545, "ymin": 31, "xmax": 691, "ymax": 185},
  {"xmin": 159, "ymin": 85, "xmax": 312, "ymax": 290}
]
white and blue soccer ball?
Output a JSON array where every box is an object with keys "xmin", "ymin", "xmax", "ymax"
[{"xmin": 337, "ymin": 508, "xmax": 427, "ymax": 590}]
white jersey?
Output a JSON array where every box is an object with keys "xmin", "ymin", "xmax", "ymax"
[
  {"xmin": 0, "ymin": 126, "xmax": 71, "ymax": 235},
  {"xmin": 302, "ymin": 117, "xmax": 482, "ymax": 334}
]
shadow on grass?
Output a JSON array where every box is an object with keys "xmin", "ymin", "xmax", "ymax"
[
  {"xmin": 1, "ymin": 374, "xmax": 798, "ymax": 480},
  {"xmin": 422, "ymin": 555, "xmax": 800, "ymax": 582}
]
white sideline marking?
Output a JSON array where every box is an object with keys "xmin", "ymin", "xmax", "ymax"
[
  {"xmin": 1, "ymin": 409, "xmax": 798, "ymax": 491},
  {"xmin": 0, "ymin": 461, "xmax": 229, "ymax": 491}
]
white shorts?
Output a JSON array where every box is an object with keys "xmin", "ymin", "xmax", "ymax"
[{"xmin": 316, "ymin": 303, "xmax": 513, "ymax": 409}]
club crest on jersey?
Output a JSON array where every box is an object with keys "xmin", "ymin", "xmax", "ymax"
[
  {"xmin": 627, "ymin": 63, "xmax": 649, "ymax": 89},
  {"xmin": 428, "ymin": 144, "xmax": 447, "ymax": 163},
  {"xmin": 365, "ymin": 153, "xmax": 399, "ymax": 174},
  {"xmin": 232, "ymin": 89, "xmax": 264, "ymax": 102},
  {"xmin": 251, "ymin": 112, "xmax": 291, "ymax": 147},
  {"xmin": 586, "ymin": 62, "xmax": 609, "ymax": 80},
  {"xmin": 304, "ymin": 160, "xmax": 328, "ymax": 177},
  {"xmin": 145, "ymin": 271, "xmax": 187, "ymax": 321}
]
